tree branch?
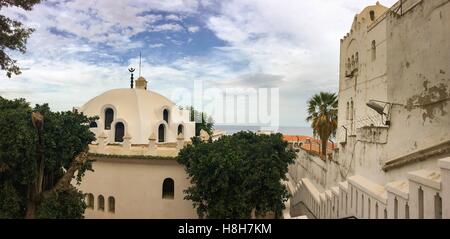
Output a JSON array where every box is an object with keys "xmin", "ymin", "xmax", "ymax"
[{"xmin": 40, "ymin": 150, "xmax": 89, "ymax": 199}]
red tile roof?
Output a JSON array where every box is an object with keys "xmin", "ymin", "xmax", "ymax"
[{"xmin": 283, "ymin": 135, "xmax": 335, "ymax": 155}]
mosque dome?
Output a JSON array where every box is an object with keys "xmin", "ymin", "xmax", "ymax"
[{"xmin": 79, "ymin": 87, "xmax": 195, "ymax": 145}]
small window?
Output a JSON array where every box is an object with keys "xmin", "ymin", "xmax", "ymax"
[
  {"xmin": 86, "ymin": 193, "xmax": 94, "ymax": 209},
  {"xmin": 355, "ymin": 52, "xmax": 359, "ymax": 64},
  {"xmin": 115, "ymin": 122, "xmax": 125, "ymax": 142},
  {"xmin": 158, "ymin": 124, "xmax": 165, "ymax": 143},
  {"xmin": 162, "ymin": 178, "xmax": 174, "ymax": 199},
  {"xmin": 177, "ymin": 124, "xmax": 184, "ymax": 136},
  {"xmin": 104, "ymin": 108, "xmax": 114, "ymax": 130},
  {"xmin": 370, "ymin": 11, "xmax": 375, "ymax": 21},
  {"xmin": 163, "ymin": 109, "xmax": 169, "ymax": 123},
  {"xmin": 371, "ymin": 40, "xmax": 377, "ymax": 61},
  {"xmin": 89, "ymin": 121, "xmax": 98, "ymax": 128},
  {"xmin": 98, "ymin": 195, "xmax": 105, "ymax": 211},
  {"xmin": 108, "ymin": 196, "xmax": 115, "ymax": 213},
  {"xmin": 384, "ymin": 208, "xmax": 387, "ymax": 219}
]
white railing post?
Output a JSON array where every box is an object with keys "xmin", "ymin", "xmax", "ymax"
[{"xmin": 439, "ymin": 158, "xmax": 450, "ymax": 219}]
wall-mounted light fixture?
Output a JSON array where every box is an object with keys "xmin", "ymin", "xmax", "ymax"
[{"xmin": 366, "ymin": 100, "xmax": 392, "ymax": 126}]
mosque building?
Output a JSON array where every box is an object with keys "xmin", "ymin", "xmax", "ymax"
[{"xmin": 72, "ymin": 75, "xmax": 199, "ymax": 218}]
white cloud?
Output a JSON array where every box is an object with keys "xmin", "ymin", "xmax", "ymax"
[
  {"xmin": 149, "ymin": 43, "xmax": 165, "ymax": 48},
  {"xmin": 165, "ymin": 14, "xmax": 183, "ymax": 21},
  {"xmin": 151, "ymin": 23, "xmax": 184, "ymax": 32},
  {"xmin": 187, "ymin": 26, "xmax": 200, "ymax": 33}
]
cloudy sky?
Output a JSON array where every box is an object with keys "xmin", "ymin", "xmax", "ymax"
[{"xmin": 0, "ymin": 0, "xmax": 397, "ymax": 127}]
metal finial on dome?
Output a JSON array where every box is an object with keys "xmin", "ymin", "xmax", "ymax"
[{"xmin": 128, "ymin": 67, "xmax": 135, "ymax": 89}]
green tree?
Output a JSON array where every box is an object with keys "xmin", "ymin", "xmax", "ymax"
[
  {"xmin": 306, "ymin": 92, "xmax": 338, "ymax": 159},
  {"xmin": 0, "ymin": 0, "xmax": 41, "ymax": 78},
  {"xmin": 0, "ymin": 97, "xmax": 96, "ymax": 218},
  {"xmin": 177, "ymin": 131, "xmax": 295, "ymax": 219},
  {"xmin": 188, "ymin": 106, "xmax": 214, "ymax": 136}
]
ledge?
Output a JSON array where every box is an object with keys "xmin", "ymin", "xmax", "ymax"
[
  {"xmin": 339, "ymin": 181, "xmax": 349, "ymax": 193},
  {"xmin": 386, "ymin": 180, "xmax": 409, "ymax": 200},
  {"xmin": 382, "ymin": 140, "xmax": 450, "ymax": 172},
  {"xmin": 408, "ymin": 170, "xmax": 441, "ymax": 190},
  {"xmin": 348, "ymin": 175, "xmax": 387, "ymax": 204},
  {"xmin": 301, "ymin": 178, "xmax": 321, "ymax": 203},
  {"xmin": 88, "ymin": 153, "xmax": 176, "ymax": 161},
  {"xmin": 331, "ymin": 187, "xmax": 340, "ymax": 197},
  {"xmin": 439, "ymin": 157, "xmax": 450, "ymax": 170}
]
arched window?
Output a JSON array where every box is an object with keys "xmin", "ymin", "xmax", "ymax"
[
  {"xmin": 98, "ymin": 195, "xmax": 105, "ymax": 211},
  {"xmin": 108, "ymin": 196, "xmax": 115, "ymax": 213},
  {"xmin": 355, "ymin": 52, "xmax": 359, "ymax": 65},
  {"xmin": 384, "ymin": 208, "xmax": 387, "ymax": 219},
  {"xmin": 177, "ymin": 124, "xmax": 184, "ymax": 136},
  {"xmin": 368, "ymin": 198, "xmax": 371, "ymax": 219},
  {"xmin": 105, "ymin": 108, "xmax": 114, "ymax": 130},
  {"xmin": 370, "ymin": 10, "xmax": 375, "ymax": 21},
  {"xmin": 163, "ymin": 109, "xmax": 169, "ymax": 123},
  {"xmin": 115, "ymin": 122, "xmax": 124, "ymax": 142},
  {"xmin": 371, "ymin": 40, "xmax": 377, "ymax": 61},
  {"xmin": 86, "ymin": 193, "xmax": 94, "ymax": 209},
  {"xmin": 89, "ymin": 121, "xmax": 97, "ymax": 128},
  {"xmin": 158, "ymin": 124, "xmax": 165, "ymax": 143},
  {"xmin": 162, "ymin": 178, "xmax": 174, "ymax": 199}
]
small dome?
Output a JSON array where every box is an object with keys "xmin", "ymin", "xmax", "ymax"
[{"xmin": 79, "ymin": 88, "xmax": 194, "ymax": 144}]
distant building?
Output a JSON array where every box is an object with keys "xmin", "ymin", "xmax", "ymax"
[
  {"xmin": 283, "ymin": 135, "xmax": 335, "ymax": 157},
  {"xmin": 72, "ymin": 76, "xmax": 198, "ymax": 218},
  {"xmin": 288, "ymin": 0, "xmax": 450, "ymax": 219}
]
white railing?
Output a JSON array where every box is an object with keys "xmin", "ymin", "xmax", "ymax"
[{"xmin": 289, "ymin": 157, "xmax": 450, "ymax": 219}]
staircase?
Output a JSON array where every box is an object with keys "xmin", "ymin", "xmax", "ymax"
[{"xmin": 287, "ymin": 157, "xmax": 450, "ymax": 219}]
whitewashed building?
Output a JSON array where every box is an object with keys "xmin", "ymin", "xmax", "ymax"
[
  {"xmin": 72, "ymin": 76, "xmax": 198, "ymax": 218},
  {"xmin": 287, "ymin": 0, "xmax": 450, "ymax": 219}
]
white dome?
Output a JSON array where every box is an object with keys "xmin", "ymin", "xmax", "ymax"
[{"xmin": 79, "ymin": 88, "xmax": 195, "ymax": 145}]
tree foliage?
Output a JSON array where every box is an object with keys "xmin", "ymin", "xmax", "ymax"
[
  {"xmin": 0, "ymin": 0, "xmax": 41, "ymax": 78},
  {"xmin": 177, "ymin": 131, "xmax": 295, "ymax": 219},
  {"xmin": 0, "ymin": 96, "xmax": 96, "ymax": 218},
  {"xmin": 306, "ymin": 92, "xmax": 338, "ymax": 158}
]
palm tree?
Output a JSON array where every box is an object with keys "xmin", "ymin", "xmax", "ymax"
[{"xmin": 306, "ymin": 92, "xmax": 338, "ymax": 159}]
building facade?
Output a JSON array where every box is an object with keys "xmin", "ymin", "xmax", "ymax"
[
  {"xmin": 287, "ymin": 0, "xmax": 450, "ymax": 219},
  {"xmin": 72, "ymin": 76, "xmax": 198, "ymax": 218}
]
